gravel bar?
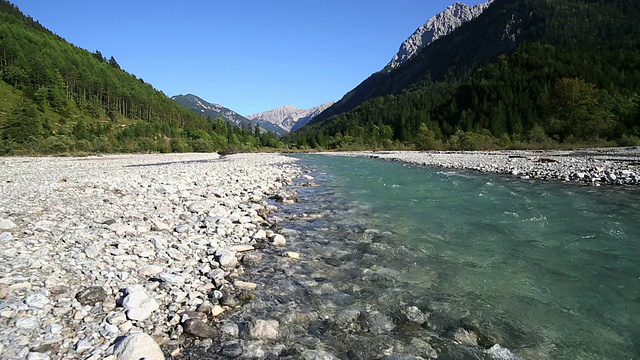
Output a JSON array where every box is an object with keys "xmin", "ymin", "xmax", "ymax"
[
  {"xmin": 319, "ymin": 147, "xmax": 640, "ymax": 185},
  {"xmin": 0, "ymin": 153, "xmax": 301, "ymax": 359}
]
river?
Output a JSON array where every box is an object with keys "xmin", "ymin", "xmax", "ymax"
[{"xmin": 275, "ymin": 154, "xmax": 640, "ymax": 359}]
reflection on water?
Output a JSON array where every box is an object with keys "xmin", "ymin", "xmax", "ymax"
[{"xmin": 285, "ymin": 155, "xmax": 640, "ymax": 359}]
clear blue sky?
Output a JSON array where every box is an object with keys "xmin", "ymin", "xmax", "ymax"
[{"xmin": 11, "ymin": 0, "xmax": 485, "ymax": 116}]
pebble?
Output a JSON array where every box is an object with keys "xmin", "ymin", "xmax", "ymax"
[
  {"xmin": 249, "ymin": 319, "xmax": 280, "ymax": 340},
  {"xmin": 271, "ymin": 234, "xmax": 287, "ymax": 246},
  {"xmin": 285, "ymin": 252, "xmax": 301, "ymax": 259},
  {"xmin": 75, "ymin": 286, "xmax": 107, "ymax": 305},
  {"xmin": 25, "ymin": 293, "xmax": 50, "ymax": 308},
  {"xmin": 122, "ymin": 287, "xmax": 159, "ymax": 321},
  {"xmin": 113, "ymin": 332, "xmax": 164, "ymax": 360},
  {"xmin": 0, "ymin": 218, "xmax": 17, "ymax": 230},
  {"xmin": 233, "ymin": 280, "xmax": 258, "ymax": 290},
  {"xmin": 183, "ymin": 319, "xmax": 216, "ymax": 339}
]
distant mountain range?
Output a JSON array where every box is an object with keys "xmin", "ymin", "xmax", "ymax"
[
  {"xmin": 248, "ymin": 102, "xmax": 335, "ymax": 133},
  {"xmin": 387, "ymin": 0, "xmax": 493, "ymax": 69},
  {"xmin": 171, "ymin": 94, "xmax": 252, "ymax": 127},
  {"xmin": 173, "ymin": 94, "xmax": 332, "ymax": 135}
]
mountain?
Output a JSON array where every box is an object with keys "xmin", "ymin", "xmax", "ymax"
[
  {"xmin": 0, "ymin": 1, "xmax": 276, "ymax": 154},
  {"xmin": 171, "ymin": 94, "xmax": 251, "ymax": 127},
  {"xmin": 248, "ymin": 101, "xmax": 335, "ymax": 134},
  {"xmin": 309, "ymin": 0, "xmax": 497, "ymax": 126},
  {"xmin": 290, "ymin": 0, "xmax": 640, "ymax": 150},
  {"xmin": 387, "ymin": 1, "xmax": 493, "ymax": 69}
]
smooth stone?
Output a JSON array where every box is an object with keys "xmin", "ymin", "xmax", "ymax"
[
  {"xmin": 122, "ymin": 289, "xmax": 159, "ymax": 322},
  {"xmin": 15, "ymin": 317, "xmax": 39, "ymax": 330},
  {"xmin": 74, "ymin": 339, "xmax": 92, "ymax": 353},
  {"xmin": 302, "ymin": 350, "xmax": 340, "ymax": 360},
  {"xmin": 284, "ymin": 252, "xmax": 300, "ymax": 259},
  {"xmin": 84, "ymin": 245, "xmax": 101, "ymax": 258},
  {"xmin": 0, "ymin": 219, "xmax": 17, "ymax": 230},
  {"xmin": 233, "ymin": 281, "xmax": 258, "ymax": 291},
  {"xmin": 228, "ymin": 244, "xmax": 255, "ymax": 253},
  {"xmin": 158, "ymin": 272, "xmax": 185, "ymax": 286},
  {"xmin": 75, "ymin": 286, "xmax": 107, "ymax": 305},
  {"xmin": 221, "ymin": 322, "xmax": 239, "ymax": 337},
  {"xmin": 188, "ymin": 201, "xmax": 209, "ymax": 213},
  {"xmin": 27, "ymin": 352, "xmax": 50, "ymax": 360},
  {"xmin": 138, "ymin": 265, "xmax": 164, "ymax": 277},
  {"xmin": 174, "ymin": 224, "xmax": 190, "ymax": 233},
  {"xmin": 216, "ymin": 249, "xmax": 238, "ymax": 268},
  {"xmin": 252, "ymin": 230, "xmax": 267, "ymax": 240},
  {"xmin": 110, "ymin": 224, "xmax": 136, "ymax": 234},
  {"xmin": 113, "ymin": 333, "xmax": 164, "ymax": 360},
  {"xmin": 211, "ymin": 305, "xmax": 225, "ymax": 317},
  {"xmin": 180, "ymin": 311, "xmax": 208, "ymax": 324},
  {"xmin": 270, "ymin": 234, "xmax": 286, "ymax": 246},
  {"xmin": 221, "ymin": 342, "xmax": 243, "ymax": 357},
  {"xmin": 183, "ymin": 319, "xmax": 216, "ymax": 338},
  {"xmin": 25, "ymin": 293, "xmax": 50, "ymax": 308},
  {"xmin": 249, "ymin": 319, "xmax": 279, "ymax": 340},
  {"xmin": 151, "ymin": 221, "xmax": 171, "ymax": 231}
]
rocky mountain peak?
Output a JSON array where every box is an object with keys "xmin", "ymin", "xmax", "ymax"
[
  {"xmin": 249, "ymin": 101, "xmax": 335, "ymax": 133},
  {"xmin": 387, "ymin": 0, "xmax": 493, "ymax": 69}
]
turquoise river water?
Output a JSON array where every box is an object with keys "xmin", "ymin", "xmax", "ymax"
[{"xmin": 288, "ymin": 154, "xmax": 640, "ymax": 359}]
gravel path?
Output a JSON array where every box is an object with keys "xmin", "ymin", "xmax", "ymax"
[
  {"xmin": 319, "ymin": 147, "xmax": 640, "ymax": 185},
  {"xmin": 0, "ymin": 153, "xmax": 301, "ymax": 359}
]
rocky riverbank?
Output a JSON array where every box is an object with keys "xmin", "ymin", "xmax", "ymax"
[
  {"xmin": 320, "ymin": 147, "xmax": 640, "ymax": 185},
  {"xmin": 0, "ymin": 153, "xmax": 301, "ymax": 359}
]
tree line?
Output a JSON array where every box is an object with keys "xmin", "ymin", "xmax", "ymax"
[{"xmin": 0, "ymin": 1, "xmax": 283, "ymax": 155}]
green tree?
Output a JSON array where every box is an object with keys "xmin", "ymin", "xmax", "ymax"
[{"xmin": 1, "ymin": 99, "xmax": 42, "ymax": 143}]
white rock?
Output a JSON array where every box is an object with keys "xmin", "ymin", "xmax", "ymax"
[
  {"xmin": 249, "ymin": 319, "xmax": 279, "ymax": 340},
  {"xmin": 113, "ymin": 333, "xmax": 164, "ymax": 360},
  {"xmin": 271, "ymin": 234, "xmax": 287, "ymax": 247},
  {"xmin": 284, "ymin": 252, "xmax": 300, "ymax": 259},
  {"xmin": 138, "ymin": 265, "xmax": 163, "ymax": 277},
  {"xmin": 15, "ymin": 317, "xmax": 39, "ymax": 330},
  {"xmin": 158, "ymin": 272, "xmax": 185, "ymax": 286},
  {"xmin": 216, "ymin": 249, "xmax": 238, "ymax": 268},
  {"xmin": 252, "ymin": 229, "xmax": 267, "ymax": 240},
  {"xmin": 228, "ymin": 244, "xmax": 255, "ymax": 253},
  {"xmin": 0, "ymin": 219, "xmax": 17, "ymax": 230},
  {"xmin": 233, "ymin": 280, "xmax": 258, "ymax": 290},
  {"xmin": 25, "ymin": 293, "xmax": 50, "ymax": 308},
  {"xmin": 122, "ymin": 288, "xmax": 159, "ymax": 322}
]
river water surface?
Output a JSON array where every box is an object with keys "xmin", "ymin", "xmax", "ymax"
[{"xmin": 277, "ymin": 154, "xmax": 640, "ymax": 359}]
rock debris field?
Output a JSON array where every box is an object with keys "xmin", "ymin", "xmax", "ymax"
[{"xmin": 0, "ymin": 153, "xmax": 301, "ymax": 359}]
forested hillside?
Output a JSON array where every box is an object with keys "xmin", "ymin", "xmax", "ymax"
[
  {"xmin": 0, "ymin": 1, "xmax": 278, "ymax": 154},
  {"xmin": 291, "ymin": 0, "xmax": 640, "ymax": 150}
]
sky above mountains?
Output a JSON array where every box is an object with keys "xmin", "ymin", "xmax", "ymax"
[{"xmin": 12, "ymin": 0, "xmax": 485, "ymax": 116}]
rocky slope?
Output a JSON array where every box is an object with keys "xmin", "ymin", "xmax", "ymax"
[
  {"xmin": 171, "ymin": 94, "xmax": 254, "ymax": 128},
  {"xmin": 387, "ymin": 0, "xmax": 494, "ymax": 69},
  {"xmin": 249, "ymin": 102, "xmax": 335, "ymax": 134}
]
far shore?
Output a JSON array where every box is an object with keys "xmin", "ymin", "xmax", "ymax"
[{"xmin": 312, "ymin": 147, "xmax": 640, "ymax": 185}]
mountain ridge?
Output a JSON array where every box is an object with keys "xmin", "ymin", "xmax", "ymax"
[
  {"xmin": 387, "ymin": 0, "xmax": 493, "ymax": 69},
  {"xmin": 249, "ymin": 101, "xmax": 335, "ymax": 133},
  {"xmin": 289, "ymin": 0, "xmax": 640, "ymax": 150}
]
